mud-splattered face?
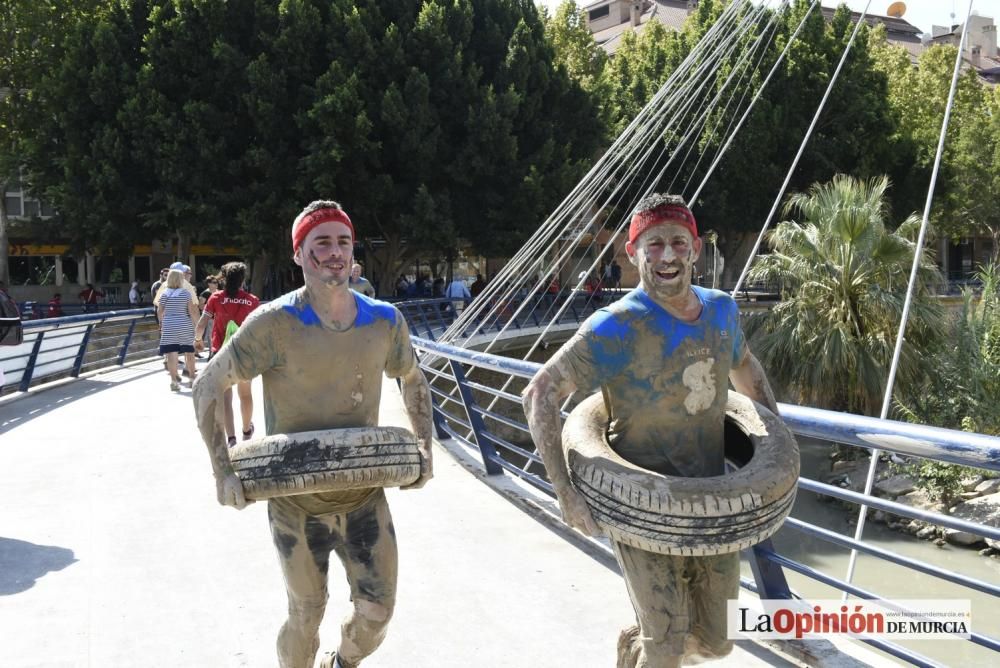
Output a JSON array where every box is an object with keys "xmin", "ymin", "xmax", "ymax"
[
  {"xmin": 294, "ymin": 220, "xmax": 353, "ymax": 286},
  {"xmin": 626, "ymin": 222, "xmax": 701, "ymax": 300}
]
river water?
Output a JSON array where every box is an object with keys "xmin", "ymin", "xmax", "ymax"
[{"xmin": 751, "ymin": 439, "xmax": 1000, "ymax": 667}]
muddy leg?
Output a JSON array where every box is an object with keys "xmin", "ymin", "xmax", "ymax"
[
  {"xmin": 223, "ymin": 387, "xmax": 236, "ymax": 440},
  {"xmin": 686, "ymin": 552, "xmax": 739, "ymax": 662},
  {"xmin": 268, "ymin": 498, "xmax": 334, "ymax": 668},
  {"xmin": 613, "ymin": 542, "xmax": 688, "ymax": 668},
  {"xmin": 332, "ymin": 490, "xmax": 398, "ymax": 668}
]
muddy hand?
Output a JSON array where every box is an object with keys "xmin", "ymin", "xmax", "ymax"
[
  {"xmin": 217, "ymin": 471, "xmax": 251, "ymax": 509},
  {"xmin": 559, "ymin": 487, "xmax": 602, "ymax": 536},
  {"xmin": 402, "ymin": 439, "xmax": 433, "ymax": 490}
]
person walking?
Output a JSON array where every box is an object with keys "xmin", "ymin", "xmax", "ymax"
[
  {"xmin": 47, "ymin": 293, "xmax": 63, "ymax": 318},
  {"xmin": 523, "ymin": 194, "xmax": 781, "ymax": 668},
  {"xmin": 348, "ymin": 263, "xmax": 376, "ymax": 297},
  {"xmin": 194, "ymin": 262, "xmax": 260, "ymax": 446},
  {"xmin": 78, "ymin": 283, "xmax": 104, "ymax": 312},
  {"xmin": 445, "ymin": 276, "xmax": 471, "ymax": 314},
  {"xmin": 156, "ymin": 268, "xmax": 199, "ymax": 391},
  {"xmin": 192, "ymin": 200, "xmax": 433, "ymax": 668},
  {"xmin": 129, "ymin": 282, "xmax": 141, "ymax": 305}
]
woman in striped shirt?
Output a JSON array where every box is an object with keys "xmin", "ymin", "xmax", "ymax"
[{"xmin": 155, "ymin": 268, "xmax": 200, "ymax": 391}]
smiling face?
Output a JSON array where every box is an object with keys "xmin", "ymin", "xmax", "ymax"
[
  {"xmin": 626, "ymin": 221, "xmax": 702, "ymax": 301},
  {"xmin": 294, "ymin": 220, "xmax": 354, "ymax": 287}
]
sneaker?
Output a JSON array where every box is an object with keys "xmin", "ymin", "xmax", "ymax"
[
  {"xmin": 181, "ymin": 369, "xmax": 190, "ymax": 377},
  {"xmin": 170, "ymin": 380, "xmax": 180, "ymax": 392},
  {"xmin": 242, "ymin": 422, "xmax": 255, "ymax": 441},
  {"xmin": 227, "ymin": 436, "xmax": 237, "ymax": 448}
]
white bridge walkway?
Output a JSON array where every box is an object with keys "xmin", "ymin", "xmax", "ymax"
[{"xmin": 0, "ymin": 359, "xmax": 884, "ymax": 667}]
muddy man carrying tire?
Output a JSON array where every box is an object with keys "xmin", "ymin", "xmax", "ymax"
[
  {"xmin": 193, "ymin": 200, "xmax": 433, "ymax": 668},
  {"xmin": 523, "ymin": 193, "xmax": 798, "ymax": 667}
]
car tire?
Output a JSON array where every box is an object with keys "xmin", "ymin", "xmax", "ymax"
[
  {"xmin": 228, "ymin": 426, "xmax": 421, "ymax": 500},
  {"xmin": 562, "ymin": 391, "xmax": 799, "ymax": 556}
]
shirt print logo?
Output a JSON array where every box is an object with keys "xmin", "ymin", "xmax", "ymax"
[{"xmin": 682, "ymin": 358, "xmax": 716, "ymax": 414}]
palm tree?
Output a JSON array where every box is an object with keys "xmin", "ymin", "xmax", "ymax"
[{"xmin": 745, "ymin": 174, "xmax": 943, "ymax": 415}]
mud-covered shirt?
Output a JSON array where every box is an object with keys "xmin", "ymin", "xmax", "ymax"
[
  {"xmin": 551, "ymin": 286, "xmax": 746, "ymax": 477},
  {"xmin": 226, "ymin": 288, "xmax": 417, "ymax": 514}
]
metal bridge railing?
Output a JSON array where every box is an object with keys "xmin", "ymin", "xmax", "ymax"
[
  {"xmin": 407, "ymin": 326, "xmax": 1000, "ymax": 668},
  {"xmin": 0, "ymin": 308, "xmax": 160, "ymax": 396}
]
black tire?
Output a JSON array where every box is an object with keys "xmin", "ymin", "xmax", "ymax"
[
  {"xmin": 228, "ymin": 426, "xmax": 421, "ymax": 500},
  {"xmin": 562, "ymin": 391, "xmax": 799, "ymax": 556}
]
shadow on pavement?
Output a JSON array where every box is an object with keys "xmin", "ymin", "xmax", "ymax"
[
  {"xmin": 0, "ymin": 537, "xmax": 77, "ymax": 595},
  {"xmin": 0, "ymin": 364, "xmax": 163, "ymax": 434}
]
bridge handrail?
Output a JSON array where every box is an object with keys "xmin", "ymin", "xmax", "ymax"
[
  {"xmin": 1, "ymin": 308, "xmax": 159, "ymax": 395},
  {"xmin": 408, "ymin": 325, "xmax": 1000, "ymax": 666}
]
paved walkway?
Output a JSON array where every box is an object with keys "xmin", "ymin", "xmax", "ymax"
[{"xmin": 0, "ymin": 359, "xmax": 880, "ymax": 667}]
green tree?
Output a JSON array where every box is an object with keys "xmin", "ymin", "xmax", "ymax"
[
  {"xmin": 300, "ymin": 0, "xmax": 601, "ymax": 285},
  {"xmin": 871, "ymin": 38, "xmax": 999, "ymax": 246},
  {"xmin": 0, "ymin": 0, "xmax": 103, "ymax": 283},
  {"xmin": 745, "ymin": 174, "xmax": 944, "ymax": 415},
  {"xmin": 19, "ymin": 1, "xmax": 152, "ymax": 259},
  {"xmin": 543, "ymin": 0, "xmax": 607, "ymax": 95}
]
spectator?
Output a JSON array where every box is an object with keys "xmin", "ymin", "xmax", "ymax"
[
  {"xmin": 78, "ymin": 283, "xmax": 104, "ymax": 312},
  {"xmin": 432, "ymin": 276, "xmax": 445, "ymax": 298},
  {"xmin": 47, "ymin": 293, "xmax": 63, "ymax": 318},
  {"xmin": 470, "ymin": 273, "xmax": 487, "ymax": 298},
  {"xmin": 611, "ymin": 259, "xmax": 622, "ymax": 289},
  {"xmin": 445, "ymin": 276, "xmax": 471, "ymax": 313},
  {"xmin": 349, "ymin": 263, "xmax": 376, "ymax": 298},
  {"xmin": 199, "ymin": 275, "xmax": 220, "ymax": 310},
  {"xmin": 156, "ymin": 268, "xmax": 199, "ymax": 391},
  {"xmin": 129, "ymin": 282, "xmax": 141, "ymax": 305},
  {"xmin": 195, "ymin": 262, "xmax": 259, "ymax": 446},
  {"xmin": 394, "ymin": 274, "xmax": 410, "ymax": 297},
  {"xmin": 150, "ymin": 268, "xmax": 169, "ymax": 301}
]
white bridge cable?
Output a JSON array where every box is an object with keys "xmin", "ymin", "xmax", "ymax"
[
  {"xmin": 446, "ymin": 0, "xmax": 756, "ymax": 330},
  {"xmin": 440, "ymin": 0, "xmax": 820, "ymax": 435},
  {"xmin": 427, "ymin": 1, "xmax": 768, "ymax": 431},
  {"xmin": 843, "ymin": 0, "xmax": 976, "ymax": 597},
  {"xmin": 688, "ymin": 0, "xmax": 821, "ymax": 205},
  {"xmin": 483, "ymin": 0, "xmax": 795, "ymax": 338},
  {"xmin": 446, "ymin": 0, "xmax": 769, "ymax": 343},
  {"xmin": 730, "ymin": 0, "xmax": 873, "ymax": 296}
]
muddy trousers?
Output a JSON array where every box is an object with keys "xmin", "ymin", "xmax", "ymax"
[
  {"xmin": 267, "ymin": 490, "xmax": 398, "ymax": 668},
  {"xmin": 613, "ymin": 542, "xmax": 739, "ymax": 668}
]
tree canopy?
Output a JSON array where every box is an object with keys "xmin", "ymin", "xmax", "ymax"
[{"xmin": 10, "ymin": 0, "xmax": 601, "ymax": 292}]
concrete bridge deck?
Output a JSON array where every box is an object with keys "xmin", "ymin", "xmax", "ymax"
[{"xmin": 0, "ymin": 359, "xmax": 881, "ymax": 667}]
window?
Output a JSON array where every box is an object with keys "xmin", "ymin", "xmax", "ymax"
[
  {"xmin": 589, "ymin": 4, "xmax": 610, "ymax": 21},
  {"xmin": 4, "ymin": 195, "xmax": 22, "ymax": 217},
  {"xmin": 9, "ymin": 256, "xmax": 57, "ymax": 286},
  {"xmin": 23, "ymin": 200, "xmax": 40, "ymax": 217},
  {"xmin": 134, "ymin": 256, "xmax": 152, "ymax": 283}
]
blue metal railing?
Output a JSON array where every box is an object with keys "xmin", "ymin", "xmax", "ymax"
[
  {"xmin": 0, "ymin": 308, "xmax": 160, "ymax": 395},
  {"xmin": 401, "ymin": 306, "xmax": 1000, "ymax": 667}
]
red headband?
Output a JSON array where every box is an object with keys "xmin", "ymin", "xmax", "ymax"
[
  {"xmin": 628, "ymin": 204, "xmax": 698, "ymax": 243},
  {"xmin": 292, "ymin": 207, "xmax": 354, "ymax": 251}
]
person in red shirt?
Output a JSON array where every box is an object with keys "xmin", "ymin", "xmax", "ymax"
[
  {"xmin": 194, "ymin": 262, "xmax": 260, "ymax": 446},
  {"xmin": 78, "ymin": 283, "xmax": 104, "ymax": 312},
  {"xmin": 47, "ymin": 293, "xmax": 63, "ymax": 318}
]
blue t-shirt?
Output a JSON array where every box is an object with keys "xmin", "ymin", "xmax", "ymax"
[{"xmin": 551, "ymin": 286, "xmax": 746, "ymax": 477}]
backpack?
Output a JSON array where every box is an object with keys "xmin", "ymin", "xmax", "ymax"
[{"xmin": 223, "ymin": 319, "xmax": 240, "ymax": 347}]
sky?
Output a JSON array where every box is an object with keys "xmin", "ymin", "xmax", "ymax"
[{"xmin": 536, "ymin": 1, "xmax": 1000, "ymax": 36}]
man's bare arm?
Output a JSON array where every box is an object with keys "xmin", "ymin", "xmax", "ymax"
[
  {"xmin": 730, "ymin": 349, "xmax": 779, "ymax": 415},
  {"xmin": 522, "ymin": 363, "xmax": 601, "ymax": 536},
  {"xmin": 398, "ymin": 364, "xmax": 434, "ymax": 490},
  {"xmin": 191, "ymin": 346, "xmax": 249, "ymax": 508}
]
